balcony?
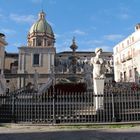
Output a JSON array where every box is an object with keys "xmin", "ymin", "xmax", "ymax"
[
  {"xmin": 126, "ymin": 55, "xmax": 132, "ymax": 60},
  {"xmin": 121, "ymin": 59, "xmax": 126, "ymax": 63},
  {"xmin": 115, "ymin": 61, "xmax": 120, "ymax": 65}
]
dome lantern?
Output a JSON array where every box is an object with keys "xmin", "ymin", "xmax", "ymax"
[{"xmin": 38, "ymin": 10, "xmax": 46, "ymax": 20}]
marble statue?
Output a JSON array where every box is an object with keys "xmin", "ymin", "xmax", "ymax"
[
  {"xmin": 33, "ymin": 69, "xmax": 39, "ymax": 91},
  {"xmin": 90, "ymin": 48, "xmax": 105, "ymax": 110},
  {"xmin": 83, "ymin": 60, "xmax": 92, "ymax": 89},
  {"xmin": 0, "ymin": 74, "xmax": 6, "ymax": 94},
  {"xmin": 90, "ymin": 48, "xmax": 105, "ymax": 79}
]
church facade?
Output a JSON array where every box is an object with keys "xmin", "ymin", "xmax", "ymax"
[{"xmin": 18, "ymin": 11, "xmax": 55, "ymax": 89}]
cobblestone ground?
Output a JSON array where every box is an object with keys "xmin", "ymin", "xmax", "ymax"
[{"xmin": 0, "ymin": 124, "xmax": 140, "ymax": 140}]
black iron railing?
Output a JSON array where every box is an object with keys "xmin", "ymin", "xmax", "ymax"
[{"xmin": 1, "ymin": 90, "xmax": 140, "ymax": 124}]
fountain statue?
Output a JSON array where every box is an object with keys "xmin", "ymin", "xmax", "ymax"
[
  {"xmin": 90, "ymin": 48, "xmax": 105, "ymax": 110},
  {"xmin": 90, "ymin": 48, "xmax": 105, "ymax": 79},
  {"xmin": 0, "ymin": 74, "xmax": 6, "ymax": 94},
  {"xmin": 83, "ymin": 59, "xmax": 92, "ymax": 90},
  {"xmin": 33, "ymin": 69, "xmax": 39, "ymax": 91}
]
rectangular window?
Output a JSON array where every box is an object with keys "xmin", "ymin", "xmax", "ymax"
[
  {"xmin": 122, "ymin": 43, "xmax": 124, "ymax": 48},
  {"xmin": 116, "ymin": 47, "xmax": 118, "ymax": 53},
  {"xmin": 127, "ymin": 40, "xmax": 129, "ymax": 46},
  {"xmin": 132, "ymin": 36, "xmax": 134, "ymax": 42},
  {"xmin": 124, "ymin": 71, "xmax": 126, "ymax": 81},
  {"xmin": 33, "ymin": 54, "xmax": 39, "ymax": 65},
  {"xmin": 120, "ymin": 72, "xmax": 123, "ymax": 81},
  {"xmin": 129, "ymin": 69, "xmax": 132, "ymax": 77}
]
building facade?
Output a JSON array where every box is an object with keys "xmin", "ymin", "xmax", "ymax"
[
  {"xmin": 113, "ymin": 23, "xmax": 140, "ymax": 83},
  {"xmin": 0, "ymin": 33, "xmax": 7, "ymax": 93},
  {"xmin": 0, "ymin": 33, "xmax": 7, "ymax": 74}
]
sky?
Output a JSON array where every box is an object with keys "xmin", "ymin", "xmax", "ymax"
[{"xmin": 0, "ymin": 0, "xmax": 140, "ymax": 53}]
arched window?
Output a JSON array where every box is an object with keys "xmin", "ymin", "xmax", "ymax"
[
  {"xmin": 48, "ymin": 41, "xmax": 52, "ymax": 46},
  {"xmin": 44, "ymin": 38, "xmax": 47, "ymax": 46},
  {"xmin": 33, "ymin": 39, "xmax": 35, "ymax": 46},
  {"xmin": 37, "ymin": 38, "xmax": 42, "ymax": 46}
]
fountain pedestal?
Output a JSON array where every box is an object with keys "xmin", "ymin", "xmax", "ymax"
[{"xmin": 94, "ymin": 78, "xmax": 104, "ymax": 110}]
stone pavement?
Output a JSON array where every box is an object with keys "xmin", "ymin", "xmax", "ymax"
[{"xmin": 0, "ymin": 124, "xmax": 140, "ymax": 140}]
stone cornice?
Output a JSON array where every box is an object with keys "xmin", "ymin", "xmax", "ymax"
[{"xmin": 18, "ymin": 46, "xmax": 56, "ymax": 53}]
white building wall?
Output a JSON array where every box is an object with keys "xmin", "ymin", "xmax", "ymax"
[{"xmin": 113, "ymin": 24, "xmax": 140, "ymax": 83}]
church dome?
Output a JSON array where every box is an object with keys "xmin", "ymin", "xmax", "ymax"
[{"xmin": 29, "ymin": 11, "xmax": 54, "ymax": 36}]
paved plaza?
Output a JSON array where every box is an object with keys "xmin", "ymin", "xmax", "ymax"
[{"xmin": 0, "ymin": 124, "xmax": 140, "ymax": 140}]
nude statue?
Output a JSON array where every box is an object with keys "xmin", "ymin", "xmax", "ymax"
[
  {"xmin": 90, "ymin": 48, "xmax": 105, "ymax": 79},
  {"xmin": 83, "ymin": 59, "xmax": 92, "ymax": 88},
  {"xmin": 0, "ymin": 74, "xmax": 6, "ymax": 94},
  {"xmin": 33, "ymin": 69, "xmax": 39, "ymax": 91}
]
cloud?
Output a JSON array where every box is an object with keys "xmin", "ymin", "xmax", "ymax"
[
  {"xmin": 98, "ymin": 45, "xmax": 112, "ymax": 52},
  {"xmin": 55, "ymin": 39, "xmax": 72, "ymax": 52},
  {"xmin": 31, "ymin": 0, "xmax": 56, "ymax": 4},
  {"xmin": 87, "ymin": 40, "xmax": 103, "ymax": 45},
  {"xmin": 31, "ymin": 0, "xmax": 42, "ymax": 4},
  {"xmin": 47, "ymin": 20, "xmax": 55, "ymax": 27},
  {"xmin": 0, "ymin": 13, "xmax": 4, "ymax": 19},
  {"xmin": 13, "ymin": 42, "xmax": 22, "ymax": 47},
  {"xmin": 119, "ymin": 13, "xmax": 130, "ymax": 20},
  {"xmin": 72, "ymin": 29, "xmax": 87, "ymax": 36},
  {"xmin": 104, "ymin": 34, "xmax": 124, "ymax": 41},
  {"xmin": 48, "ymin": 0, "xmax": 56, "ymax": 4},
  {"xmin": 0, "ymin": 13, "xmax": 7, "ymax": 21},
  {"xmin": 10, "ymin": 14, "xmax": 36, "ymax": 24},
  {"xmin": 54, "ymin": 33, "xmax": 61, "ymax": 38},
  {"xmin": 117, "ymin": 6, "xmax": 131, "ymax": 20},
  {"xmin": 0, "ymin": 28, "xmax": 16, "ymax": 35}
]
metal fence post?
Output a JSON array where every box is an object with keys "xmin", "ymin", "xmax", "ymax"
[
  {"xmin": 51, "ymin": 65, "xmax": 56, "ymax": 124},
  {"xmin": 111, "ymin": 93, "xmax": 116, "ymax": 122},
  {"xmin": 53, "ymin": 87, "xmax": 56, "ymax": 124},
  {"xmin": 12, "ymin": 94, "xmax": 15, "ymax": 122}
]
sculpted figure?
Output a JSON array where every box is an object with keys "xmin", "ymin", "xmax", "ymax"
[
  {"xmin": 0, "ymin": 74, "xmax": 6, "ymax": 94},
  {"xmin": 33, "ymin": 69, "xmax": 39, "ymax": 91},
  {"xmin": 90, "ymin": 48, "xmax": 105, "ymax": 79},
  {"xmin": 83, "ymin": 60, "xmax": 92, "ymax": 88}
]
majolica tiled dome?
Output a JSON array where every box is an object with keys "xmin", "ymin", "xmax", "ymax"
[{"xmin": 29, "ymin": 11, "xmax": 54, "ymax": 36}]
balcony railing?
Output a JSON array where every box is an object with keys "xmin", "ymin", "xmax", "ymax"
[
  {"xmin": 115, "ymin": 62, "xmax": 120, "ymax": 65},
  {"xmin": 121, "ymin": 59, "xmax": 126, "ymax": 63},
  {"xmin": 126, "ymin": 55, "xmax": 132, "ymax": 60}
]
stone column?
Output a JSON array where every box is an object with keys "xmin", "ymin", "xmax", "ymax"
[
  {"xmin": 48, "ymin": 54, "xmax": 50, "ymax": 73},
  {"xmin": 22, "ymin": 54, "xmax": 25, "ymax": 72},
  {"xmin": 51, "ymin": 54, "xmax": 54, "ymax": 66}
]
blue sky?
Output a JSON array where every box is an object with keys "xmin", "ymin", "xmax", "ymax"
[{"xmin": 0, "ymin": 0, "xmax": 140, "ymax": 53}]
